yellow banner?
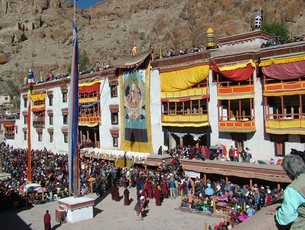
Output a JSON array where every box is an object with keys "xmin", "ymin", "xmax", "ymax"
[
  {"xmin": 219, "ymin": 59, "xmax": 256, "ymax": 71},
  {"xmin": 31, "ymin": 93, "xmax": 45, "ymax": 102},
  {"xmin": 259, "ymin": 53, "xmax": 305, "ymax": 67},
  {"xmin": 79, "ymin": 80, "xmax": 101, "ymax": 87},
  {"xmin": 161, "ymin": 65, "xmax": 210, "ymax": 92},
  {"xmin": 78, "ymin": 122, "xmax": 99, "ymax": 127},
  {"xmin": 79, "ymin": 97, "xmax": 99, "ymax": 103},
  {"xmin": 161, "ymin": 87, "xmax": 208, "ymax": 99}
]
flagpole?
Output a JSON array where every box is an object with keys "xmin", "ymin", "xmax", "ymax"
[
  {"xmin": 69, "ymin": 0, "xmax": 80, "ymax": 197},
  {"xmin": 26, "ymin": 93, "xmax": 31, "ymax": 182},
  {"xmin": 27, "ymin": 70, "xmax": 34, "ymax": 182}
]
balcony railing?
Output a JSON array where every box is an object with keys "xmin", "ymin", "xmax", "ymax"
[
  {"xmin": 162, "ymin": 114, "xmax": 208, "ymax": 127},
  {"xmin": 218, "ymin": 120, "xmax": 256, "ymax": 133},
  {"xmin": 33, "ymin": 120, "xmax": 45, "ymax": 127},
  {"xmin": 79, "ymin": 116, "xmax": 101, "ymax": 124},
  {"xmin": 265, "ymin": 119, "xmax": 305, "ymax": 135},
  {"xmin": 264, "ymin": 80, "xmax": 305, "ymax": 96}
]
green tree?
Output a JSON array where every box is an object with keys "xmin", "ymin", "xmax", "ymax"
[
  {"xmin": 79, "ymin": 49, "xmax": 90, "ymax": 72},
  {"xmin": 261, "ymin": 21, "xmax": 290, "ymax": 43},
  {"xmin": 4, "ymin": 79, "xmax": 20, "ymax": 111}
]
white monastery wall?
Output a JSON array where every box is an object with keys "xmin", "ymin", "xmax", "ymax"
[{"xmin": 150, "ymin": 68, "xmax": 163, "ymax": 154}]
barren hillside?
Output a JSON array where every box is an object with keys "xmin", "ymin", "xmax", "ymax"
[{"xmin": 0, "ymin": 0, "xmax": 304, "ymax": 91}]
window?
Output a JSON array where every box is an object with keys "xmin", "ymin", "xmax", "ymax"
[
  {"xmin": 49, "ymin": 133, "xmax": 53, "ymax": 142},
  {"xmin": 24, "ymin": 115, "xmax": 27, "ymax": 125},
  {"xmin": 24, "ymin": 131, "xmax": 27, "ymax": 141},
  {"xmin": 111, "ymin": 85, "xmax": 118, "ymax": 98},
  {"xmin": 38, "ymin": 132, "xmax": 42, "ymax": 142},
  {"xmin": 5, "ymin": 126, "xmax": 15, "ymax": 139},
  {"xmin": 48, "ymin": 95, "xmax": 53, "ymax": 106},
  {"xmin": 113, "ymin": 136, "xmax": 118, "ymax": 147},
  {"xmin": 275, "ymin": 142, "xmax": 285, "ymax": 156},
  {"xmin": 110, "ymin": 129, "xmax": 119, "ymax": 147},
  {"xmin": 33, "ymin": 111, "xmax": 45, "ymax": 126},
  {"xmin": 162, "ymin": 102, "xmax": 168, "ymax": 115},
  {"xmin": 270, "ymin": 134, "xmax": 287, "ymax": 157},
  {"xmin": 15, "ymin": 126, "xmax": 18, "ymax": 134},
  {"xmin": 62, "ymin": 92, "xmax": 68, "ymax": 102},
  {"xmin": 109, "ymin": 105, "xmax": 119, "ymax": 124},
  {"xmin": 49, "ymin": 114, "xmax": 53, "ymax": 125},
  {"xmin": 63, "ymin": 114, "xmax": 68, "ymax": 124},
  {"xmin": 23, "ymin": 97, "xmax": 28, "ymax": 108},
  {"xmin": 64, "ymin": 133, "xmax": 68, "ymax": 143},
  {"xmin": 111, "ymin": 112, "xmax": 118, "ymax": 125}
]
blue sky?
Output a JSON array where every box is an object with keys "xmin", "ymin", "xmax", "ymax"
[{"xmin": 66, "ymin": 0, "xmax": 104, "ymax": 9}]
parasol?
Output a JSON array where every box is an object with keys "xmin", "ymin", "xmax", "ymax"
[
  {"xmin": 24, "ymin": 183, "xmax": 41, "ymax": 193},
  {"xmin": 35, "ymin": 187, "xmax": 47, "ymax": 193}
]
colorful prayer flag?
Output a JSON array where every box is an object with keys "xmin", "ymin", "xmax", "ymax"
[{"xmin": 27, "ymin": 70, "xmax": 34, "ymax": 95}]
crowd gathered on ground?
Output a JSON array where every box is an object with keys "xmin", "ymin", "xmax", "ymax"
[{"xmin": 0, "ymin": 143, "xmax": 289, "ymax": 229}]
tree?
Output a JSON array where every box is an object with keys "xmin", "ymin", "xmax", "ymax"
[
  {"xmin": 261, "ymin": 21, "xmax": 290, "ymax": 43},
  {"xmin": 3, "ymin": 79, "xmax": 20, "ymax": 111},
  {"xmin": 79, "ymin": 49, "xmax": 90, "ymax": 72}
]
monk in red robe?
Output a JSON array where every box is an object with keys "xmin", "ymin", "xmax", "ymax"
[
  {"xmin": 154, "ymin": 186, "xmax": 162, "ymax": 206},
  {"xmin": 124, "ymin": 188, "xmax": 130, "ymax": 205}
]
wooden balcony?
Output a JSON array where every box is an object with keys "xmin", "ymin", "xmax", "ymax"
[
  {"xmin": 219, "ymin": 120, "xmax": 256, "ymax": 133},
  {"xmin": 265, "ymin": 118, "xmax": 305, "ymax": 135},
  {"xmin": 218, "ymin": 85, "xmax": 254, "ymax": 100},
  {"xmin": 161, "ymin": 114, "xmax": 208, "ymax": 127},
  {"xmin": 79, "ymin": 96, "xmax": 99, "ymax": 104},
  {"xmin": 79, "ymin": 116, "xmax": 101, "ymax": 126},
  {"xmin": 264, "ymin": 80, "xmax": 305, "ymax": 96},
  {"xmin": 33, "ymin": 120, "xmax": 45, "ymax": 128}
]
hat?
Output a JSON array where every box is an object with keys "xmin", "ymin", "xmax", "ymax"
[{"xmin": 246, "ymin": 205, "xmax": 250, "ymax": 209}]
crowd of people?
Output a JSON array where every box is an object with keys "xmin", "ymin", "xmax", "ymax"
[
  {"xmin": 154, "ymin": 45, "xmax": 206, "ymax": 60},
  {"xmin": 0, "ymin": 143, "xmax": 290, "ymax": 229},
  {"xmin": 165, "ymin": 144, "xmax": 283, "ymax": 166},
  {"xmin": 23, "ymin": 64, "xmax": 113, "ymax": 87}
]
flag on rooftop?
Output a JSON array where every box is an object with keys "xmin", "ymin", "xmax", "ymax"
[{"xmin": 27, "ymin": 70, "xmax": 34, "ymax": 95}]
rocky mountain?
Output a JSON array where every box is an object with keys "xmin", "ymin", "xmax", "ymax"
[{"xmin": 0, "ymin": 0, "xmax": 304, "ymax": 91}]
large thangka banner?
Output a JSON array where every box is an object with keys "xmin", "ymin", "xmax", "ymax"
[{"xmin": 120, "ymin": 68, "xmax": 152, "ymax": 153}]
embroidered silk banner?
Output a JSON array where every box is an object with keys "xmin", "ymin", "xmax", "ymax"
[{"xmin": 120, "ymin": 66, "xmax": 152, "ymax": 153}]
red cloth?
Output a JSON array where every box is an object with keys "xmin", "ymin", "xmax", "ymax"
[
  {"xmin": 79, "ymin": 82, "xmax": 101, "ymax": 94},
  {"xmin": 262, "ymin": 60, "xmax": 305, "ymax": 80},
  {"xmin": 213, "ymin": 61, "xmax": 254, "ymax": 81}
]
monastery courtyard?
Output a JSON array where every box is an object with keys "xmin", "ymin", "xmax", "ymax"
[
  {"xmin": 1, "ymin": 186, "xmax": 221, "ymax": 230},
  {"xmin": 0, "ymin": 185, "xmax": 279, "ymax": 230}
]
